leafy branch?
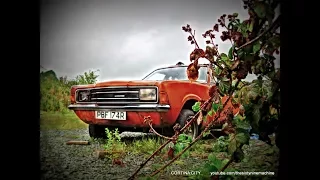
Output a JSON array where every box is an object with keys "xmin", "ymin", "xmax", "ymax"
[
  {"xmin": 128, "ymin": 0, "xmax": 280, "ymax": 179},
  {"xmin": 150, "ymin": 85, "xmax": 238, "ymax": 177}
]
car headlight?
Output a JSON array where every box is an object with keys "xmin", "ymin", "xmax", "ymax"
[
  {"xmin": 139, "ymin": 88, "xmax": 156, "ymax": 101},
  {"xmin": 77, "ymin": 90, "xmax": 90, "ymax": 102}
]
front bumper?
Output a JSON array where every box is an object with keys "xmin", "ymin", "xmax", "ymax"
[
  {"xmin": 68, "ymin": 103, "xmax": 171, "ymax": 127},
  {"xmin": 68, "ymin": 104, "xmax": 170, "ymax": 112}
]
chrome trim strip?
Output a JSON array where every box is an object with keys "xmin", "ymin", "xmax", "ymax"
[
  {"xmin": 91, "ymin": 91, "xmax": 139, "ymax": 94},
  {"xmin": 75, "ymin": 86, "xmax": 159, "ymax": 104},
  {"xmin": 68, "ymin": 104, "xmax": 170, "ymax": 112},
  {"xmin": 90, "ymin": 98, "xmax": 139, "ymax": 100}
]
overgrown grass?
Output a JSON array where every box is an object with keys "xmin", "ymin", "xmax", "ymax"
[
  {"xmin": 40, "ymin": 69, "xmax": 98, "ymax": 130},
  {"xmin": 40, "ymin": 110, "xmax": 88, "ymax": 130}
]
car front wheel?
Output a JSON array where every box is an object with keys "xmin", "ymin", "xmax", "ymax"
[
  {"xmin": 88, "ymin": 124, "xmax": 106, "ymax": 139},
  {"xmin": 176, "ymin": 109, "xmax": 199, "ymax": 140}
]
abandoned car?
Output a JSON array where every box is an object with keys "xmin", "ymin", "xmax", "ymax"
[{"xmin": 68, "ymin": 63, "xmax": 239, "ymax": 139}]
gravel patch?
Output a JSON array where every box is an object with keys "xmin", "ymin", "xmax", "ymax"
[
  {"xmin": 40, "ymin": 129, "xmax": 279, "ymax": 180},
  {"xmin": 40, "ymin": 129, "xmax": 152, "ymax": 180}
]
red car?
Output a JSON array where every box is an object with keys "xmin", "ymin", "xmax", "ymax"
[{"xmin": 68, "ymin": 63, "xmax": 239, "ymax": 139}]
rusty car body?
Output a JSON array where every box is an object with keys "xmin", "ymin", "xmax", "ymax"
[{"xmin": 68, "ymin": 63, "xmax": 239, "ymax": 139}]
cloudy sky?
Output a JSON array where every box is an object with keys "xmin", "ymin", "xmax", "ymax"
[{"xmin": 40, "ymin": 0, "xmax": 280, "ymax": 82}]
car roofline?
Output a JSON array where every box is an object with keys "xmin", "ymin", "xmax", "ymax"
[
  {"xmin": 158, "ymin": 63, "xmax": 210, "ymax": 70},
  {"xmin": 141, "ymin": 63, "xmax": 210, "ymax": 80}
]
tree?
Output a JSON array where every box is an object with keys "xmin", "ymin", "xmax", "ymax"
[{"xmin": 75, "ymin": 69, "xmax": 100, "ymax": 84}]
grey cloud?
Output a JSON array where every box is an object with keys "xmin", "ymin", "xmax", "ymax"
[{"xmin": 40, "ymin": 0, "xmax": 280, "ymax": 81}]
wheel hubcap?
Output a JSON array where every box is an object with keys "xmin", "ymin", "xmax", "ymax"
[{"xmin": 185, "ymin": 116, "xmax": 195, "ymax": 137}]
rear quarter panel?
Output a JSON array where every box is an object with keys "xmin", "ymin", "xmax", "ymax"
[{"xmin": 159, "ymin": 80, "xmax": 210, "ymax": 124}]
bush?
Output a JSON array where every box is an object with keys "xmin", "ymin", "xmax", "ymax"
[{"xmin": 40, "ymin": 69, "xmax": 99, "ymax": 112}]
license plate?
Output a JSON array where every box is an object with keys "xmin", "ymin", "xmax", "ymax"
[{"xmin": 95, "ymin": 111, "xmax": 126, "ymax": 120}]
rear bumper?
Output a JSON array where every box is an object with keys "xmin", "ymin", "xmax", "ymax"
[{"xmin": 68, "ymin": 104, "xmax": 170, "ymax": 112}]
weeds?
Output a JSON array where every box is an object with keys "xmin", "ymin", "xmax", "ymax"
[
  {"xmin": 104, "ymin": 128, "xmax": 127, "ymax": 160},
  {"xmin": 129, "ymin": 137, "xmax": 163, "ymax": 156}
]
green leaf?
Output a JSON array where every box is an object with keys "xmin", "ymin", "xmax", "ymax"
[
  {"xmin": 238, "ymin": 50, "xmax": 244, "ymax": 59},
  {"xmin": 177, "ymin": 134, "xmax": 187, "ymax": 141},
  {"xmin": 235, "ymin": 132, "xmax": 250, "ymax": 145},
  {"xmin": 174, "ymin": 143, "xmax": 184, "ymax": 154},
  {"xmin": 253, "ymin": 42, "xmax": 261, "ymax": 54},
  {"xmin": 233, "ymin": 115, "xmax": 251, "ymax": 130},
  {"xmin": 212, "ymin": 100, "xmax": 222, "ymax": 113},
  {"xmin": 267, "ymin": 70, "xmax": 276, "ymax": 79},
  {"xmin": 228, "ymin": 135, "xmax": 237, "ymax": 154},
  {"xmin": 263, "ymin": 54, "xmax": 276, "ymax": 61},
  {"xmin": 232, "ymin": 79, "xmax": 238, "ymax": 87},
  {"xmin": 222, "ymin": 159, "xmax": 230, "ymax": 167},
  {"xmin": 208, "ymin": 109, "xmax": 214, "ymax": 116},
  {"xmin": 252, "ymin": 105, "xmax": 261, "ymax": 129},
  {"xmin": 269, "ymin": 36, "xmax": 280, "ymax": 48},
  {"xmin": 254, "ymin": 2, "xmax": 267, "ymax": 18},
  {"xmin": 192, "ymin": 102, "xmax": 201, "ymax": 112},
  {"xmin": 220, "ymin": 53, "xmax": 228, "ymax": 61},
  {"xmin": 215, "ymin": 67, "xmax": 222, "ymax": 76},
  {"xmin": 248, "ymin": 20, "xmax": 254, "ymax": 32},
  {"xmin": 212, "ymin": 103, "xmax": 219, "ymax": 113},
  {"xmin": 186, "ymin": 135, "xmax": 192, "ymax": 143},
  {"xmin": 233, "ymin": 13, "xmax": 238, "ymax": 17},
  {"xmin": 227, "ymin": 22, "xmax": 234, "ymax": 30},
  {"xmin": 208, "ymin": 154, "xmax": 223, "ymax": 169},
  {"xmin": 204, "ymin": 163, "xmax": 218, "ymax": 172},
  {"xmin": 231, "ymin": 97, "xmax": 238, "ymax": 104},
  {"xmin": 202, "ymin": 131, "xmax": 211, "ymax": 137},
  {"xmin": 228, "ymin": 46, "xmax": 234, "ymax": 59},
  {"xmin": 221, "ymin": 77, "xmax": 230, "ymax": 82},
  {"xmin": 218, "ymin": 81, "xmax": 230, "ymax": 94},
  {"xmin": 237, "ymin": 23, "xmax": 246, "ymax": 33}
]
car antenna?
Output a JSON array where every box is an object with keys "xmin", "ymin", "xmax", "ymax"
[{"xmin": 176, "ymin": 62, "xmax": 184, "ymax": 65}]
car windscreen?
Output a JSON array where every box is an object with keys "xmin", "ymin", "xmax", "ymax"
[{"xmin": 142, "ymin": 66, "xmax": 207, "ymax": 82}]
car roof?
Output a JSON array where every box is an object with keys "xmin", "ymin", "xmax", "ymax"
[{"xmin": 165, "ymin": 63, "xmax": 210, "ymax": 68}]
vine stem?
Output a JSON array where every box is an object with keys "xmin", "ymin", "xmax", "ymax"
[
  {"xmin": 128, "ymin": 96, "xmax": 214, "ymax": 180},
  {"xmin": 211, "ymin": 155, "xmax": 234, "ymax": 180},
  {"xmin": 236, "ymin": 15, "xmax": 280, "ymax": 50},
  {"xmin": 150, "ymin": 80, "xmax": 239, "ymax": 177},
  {"xmin": 147, "ymin": 121, "xmax": 173, "ymax": 140},
  {"xmin": 128, "ymin": 139, "xmax": 171, "ymax": 180},
  {"xmin": 190, "ymin": 30, "xmax": 200, "ymax": 49}
]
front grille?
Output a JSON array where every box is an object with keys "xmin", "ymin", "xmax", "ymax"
[{"xmin": 76, "ymin": 86, "xmax": 158, "ymax": 104}]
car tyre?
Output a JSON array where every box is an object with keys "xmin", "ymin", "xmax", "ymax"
[
  {"xmin": 89, "ymin": 125, "xmax": 124, "ymax": 139},
  {"xmin": 89, "ymin": 124, "xmax": 106, "ymax": 139},
  {"xmin": 176, "ymin": 109, "xmax": 199, "ymax": 140}
]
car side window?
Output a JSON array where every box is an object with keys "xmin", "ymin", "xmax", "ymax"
[{"xmin": 199, "ymin": 67, "xmax": 206, "ymax": 81}]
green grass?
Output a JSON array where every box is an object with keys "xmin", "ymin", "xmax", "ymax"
[{"xmin": 40, "ymin": 110, "xmax": 88, "ymax": 130}]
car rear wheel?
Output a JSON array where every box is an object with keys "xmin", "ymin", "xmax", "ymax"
[{"xmin": 176, "ymin": 109, "xmax": 199, "ymax": 140}]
